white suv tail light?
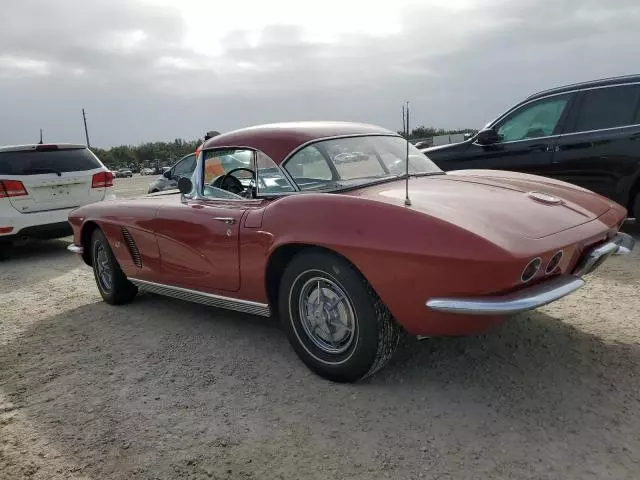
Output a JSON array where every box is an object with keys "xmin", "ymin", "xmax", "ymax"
[
  {"xmin": 0, "ymin": 179, "xmax": 28, "ymax": 198},
  {"xmin": 92, "ymin": 171, "xmax": 113, "ymax": 188}
]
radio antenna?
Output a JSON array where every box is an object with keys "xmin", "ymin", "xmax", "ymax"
[{"xmin": 403, "ymin": 101, "xmax": 411, "ymax": 206}]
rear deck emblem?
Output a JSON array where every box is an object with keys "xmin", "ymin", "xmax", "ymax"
[{"xmin": 527, "ymin": 191, "xmax": 564, "ymax": 205}]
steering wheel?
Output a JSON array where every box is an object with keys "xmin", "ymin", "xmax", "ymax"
[{"xmin": 211, "ymin": 167, "xmax": 256, "ymax": 196}]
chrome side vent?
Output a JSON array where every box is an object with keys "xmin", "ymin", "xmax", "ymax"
[{"xmin": 121, "ymin": 227, "xmax": 142, "ymax": 268}]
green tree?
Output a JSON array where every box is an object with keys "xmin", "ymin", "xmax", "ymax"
[{"xmin": 90, "ymin": 138, "xmax": 201, "ymax": 170}]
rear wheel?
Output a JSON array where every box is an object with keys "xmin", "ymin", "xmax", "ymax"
[
  {"xmin": 91, "ymin": 229, "xmax": 137, "ymax": 305},
  {"xmin": 279, "ymin": 250, "xmax": 400, "ymax": 383}
]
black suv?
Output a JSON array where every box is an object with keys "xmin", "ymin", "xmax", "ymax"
[{"xmin": 421, "ymin": 74, "xmax": 640, "ymax": 218}]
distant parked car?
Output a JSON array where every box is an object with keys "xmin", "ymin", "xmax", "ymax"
[
  {"xmin": 140, "ymin": 167, "xmax": 154, "ymax": 176},
  {"xmin": 421, "ymin": 74, "xmax": 640, "ymax": 219},
  {"xmin": 148, "ymin": 154, "xmax": 196, "ymax": 193},
  {"xmin": 114, "ymin": 168, "xmax": 133, "ymax": 178},
  {"xmin": 0, "ymin": 143, "xmax": 115, "ymax": 250}
]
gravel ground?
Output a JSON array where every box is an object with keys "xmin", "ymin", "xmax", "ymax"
[{"xmin": 1, "ymin": 176, "xmax": 639, "ymax": 480}]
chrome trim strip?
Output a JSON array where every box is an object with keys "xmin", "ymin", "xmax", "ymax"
[
  {"xmin": 67, "ymin": 244, "xmax": 84, "ymax": 254},
  {"xmin": 129, "ymin": 278, "xmax": 271, "ymax": 317},
  {"xmin": 426, "ymin": 275, "xmax": 585, "ymax": 316}
]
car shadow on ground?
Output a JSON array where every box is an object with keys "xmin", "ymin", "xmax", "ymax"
[
  {"xmin": 1, "ymin": 294, "xmax": 638, "ymax": 478},
  {"xmin": 0, "ymin": 238, "xmax": 72, "ymax": 262}
]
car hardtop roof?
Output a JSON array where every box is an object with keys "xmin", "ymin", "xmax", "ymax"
[
  {"xmin": 526, "ymin": 74, "xmax": 640, "ymax": 101},
  {"xmin": 0, "ymin": 143, "xmax": 88, "ymax": 153},
  {"xmin": 201, "ymin": 121, "xmax": 399, "ymax": 164}
]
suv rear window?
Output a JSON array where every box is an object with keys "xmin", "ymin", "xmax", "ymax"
[
  {"xmin": 572, "ymin": 85, "xmax": 640, "ymax": 132},
  {"xmin": 0, "ymin": 147, "xmax": 102, "ymax": 175}
]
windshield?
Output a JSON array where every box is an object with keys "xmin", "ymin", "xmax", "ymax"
[{"xmin": 283, "ymin": 135, "xmax": 442, "ymax": 191}]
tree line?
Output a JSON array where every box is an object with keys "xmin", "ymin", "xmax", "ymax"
[
  {"xmin": 91, "ymin": 138, "xmax": 202, "ymax": 171},
  {"xmin": 399, "ymin": 126, "xmax": 478, "ymax": 141},
  {"xmin": 91, "ymin": 126, "xmax": 478, "ymax": 170}
]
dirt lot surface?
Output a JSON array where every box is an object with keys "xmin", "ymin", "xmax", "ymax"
[{"xmin": 1, "ymin": 175, "xmax": 639, "ymax": 480}]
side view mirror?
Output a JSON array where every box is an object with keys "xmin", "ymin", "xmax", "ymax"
[
  {"xmin": 177, "ymin": 177, "xmax": 193, "ymax": 195},
  {"xmin": 163, "ymin": 170, "xmax": 172, "ymax": 179},
  {"xmin": 476, "ymin": 128, "xmax": 500, "ymax": 146}
]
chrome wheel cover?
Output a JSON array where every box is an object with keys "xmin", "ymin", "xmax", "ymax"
[
  {"xmin": 298, "ymin": 276, "xmax": 356, "ymax": 354},
  {"xmin": 95, "ymin": 243, "xmax": 113, "ymax": 292}
]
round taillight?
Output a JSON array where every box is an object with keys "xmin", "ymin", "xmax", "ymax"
[
  {"xmin": 546, "ymin": 250, "xmax": 564, "ymax": 274},
  {"xmin": 521, "ymin": 257, "xmax": 542, "ymax": 283}
]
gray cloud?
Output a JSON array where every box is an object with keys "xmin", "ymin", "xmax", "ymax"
[{"xmin": 0, "ymin": 0, "xmax": 639, "ymax": 147}]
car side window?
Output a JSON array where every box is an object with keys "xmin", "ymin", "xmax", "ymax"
[
  {"xmin": 495, "ymin": 96, "xmax": 570, "ymax": 143},
  {"xmin": 570, "ymin": 85, "xmax": 640, "ymax": 133},
  {"xmin": 284, "ymin": 146, "xmax": 334, "ymax": 190},
  {"xmin": 201, "ymin": 149, "xmax": 253, "ymax": 199},
  {"xmin": 173, "ymin": 154, "xmax": 196, "ymax": 178},
  {"xmin": 255, "ymin": 151, "xmax": 295, "ymax": 195}
]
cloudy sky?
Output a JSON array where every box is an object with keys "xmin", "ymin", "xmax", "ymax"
[{"xmin": 1, "ymin": 0, "xmax": 639, "ymax": 147}]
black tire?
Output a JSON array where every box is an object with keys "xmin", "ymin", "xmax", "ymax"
[
  {"xmin": 0, "ymin": 243, "xmax": 12, "ymax": 260},
  {"xmin": 91, "ymin": 229, "xmax": 138, "ymax": 305},
  {"xmin": 279, "ymin": 249, "xmax": 401, "ymax": 383}
]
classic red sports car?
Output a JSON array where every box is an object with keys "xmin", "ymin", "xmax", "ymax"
[{"xmin": 67, "ymin": 122, "xmax": 635, "ymax": 382}]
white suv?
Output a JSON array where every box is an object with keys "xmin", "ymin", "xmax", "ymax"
[{"xmin": 0, "ymin": 143, "xmax": 115, "ymax": 248}]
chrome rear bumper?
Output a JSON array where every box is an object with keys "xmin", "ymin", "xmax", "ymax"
[
  {"xmin": 426, "ymin": 232, "xmax": 635, "ymax": 316},
  {"xmin": 426, "ymin": 275, "xmax": 585, "ymax": 315},
  {"xmin": 572, "ymin": 232, "xmax": 634, "ymax": 276}
]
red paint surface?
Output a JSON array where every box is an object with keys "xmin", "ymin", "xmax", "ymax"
[{"xmin": 67, "ymin": 124, "xmax": 628, "ymax": 337}]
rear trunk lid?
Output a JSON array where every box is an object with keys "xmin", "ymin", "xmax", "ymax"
[
  {"xmin": 0, "ymin": 145, "xmax": 107, "ymax": 213},
  {"xmin": 345, "ymin": 172, "xmax": 613, "ymax": 240}
]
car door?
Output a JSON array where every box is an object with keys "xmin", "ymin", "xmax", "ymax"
[
  {"xmin": 448, "ymin": 93, "xmax": 576, "ymax": 174},
  {"xmin": 153, "ymin": 148, "xmax": 263, "ymax": 293},
  {"xmin": 154, "ymin": 197, "xmax": 258, "ymax": 292},
  {"xmin": 548, "ymin": 84, "xmax": 640, "ymax": 205}
]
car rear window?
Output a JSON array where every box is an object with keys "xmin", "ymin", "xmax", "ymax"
[
  {"xmin": 0, "ymin": 147, "xmax": 102, "ymax": 175},
  {"xmin": 572, "ymin": 85, "xmax": 640, "ymax": 132}
]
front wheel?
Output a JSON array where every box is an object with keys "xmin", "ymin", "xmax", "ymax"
[
  {"xmin": 279, "ymin": 250, "xmax": 401, "ymax": 383},
  {"xmin": 91, "ymin": 229, "xmax": 138, "ymax": 305}
]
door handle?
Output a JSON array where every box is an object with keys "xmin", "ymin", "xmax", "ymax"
[{"xmin": 214, "ymin": 217, "xmax": 236, "ymax": 225}]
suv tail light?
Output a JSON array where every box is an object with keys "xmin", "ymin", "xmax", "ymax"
[
  {"xmin": 92, "ymin": 171, "xmax": 113, "ymax": 188},
  {"xmin": 0, "ymin": 180, "xmax": 28, "ymax": 198}
]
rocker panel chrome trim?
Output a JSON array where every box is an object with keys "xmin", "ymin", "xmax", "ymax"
[{"xmin": 129, "ymin": 278, "xmax": 271, "ymax": 317}]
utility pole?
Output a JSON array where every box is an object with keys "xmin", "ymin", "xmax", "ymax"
[
  {"xmin": 38, "ymin": 129, "xmax": 43, "ymax": 144},
  {"xmin": 82, "ymin": 108, "xmax": 91, "ymax": 148}
]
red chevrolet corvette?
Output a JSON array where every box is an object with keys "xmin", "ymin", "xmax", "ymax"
[{"xmin": 67, "ymin": 122, "xmax": 635, "ymax": 382}]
